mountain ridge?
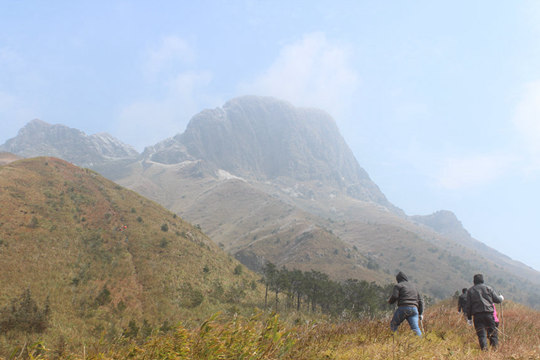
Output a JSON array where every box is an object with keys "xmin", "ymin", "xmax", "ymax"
[
  {"xmin": 0, "ymin": 119, "xmax": 138, "ymax": 167},
  {"xmin": 2, "ymin": 96, "xmax": 539, "ymax": 308}
]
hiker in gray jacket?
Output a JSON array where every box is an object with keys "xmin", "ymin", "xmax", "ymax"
[
  {"xmin": 466, "ymin": 274, "xmax": 504, "ymax": 350},
  {"xmin": 388, "ymin": 271, "xmax": 424, "ymax": 336}
]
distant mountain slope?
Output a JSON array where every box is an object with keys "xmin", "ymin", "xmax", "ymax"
[
  {"xmin": 411, "ymin": 210, "xmax": 472, "ymax": 243},
  {"xmin": 113, "ymin": 157, "xmax": 387, "ymax": 283},
  {"xmin": 0, "ymin": 157, "xmax": 261, "ymax": 343},
  {"xmin": 410, "ymin": 210, "xmax": 539, "ymax": 287},
  {"xmin": 0, "ymin": 152, "xmax": 21, "ymax": 165},
  {"xmin": 0, "ymin": 119, "xmax": 138, "ymax": 167}
]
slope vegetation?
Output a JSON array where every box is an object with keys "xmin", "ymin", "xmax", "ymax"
[
  {"xmin": 13, "ymin": 299, "xmax": 540, "ymax": 359},
  {"xmin": 0, "ymin": 157, "xmax": 261, "ymax": 348}
]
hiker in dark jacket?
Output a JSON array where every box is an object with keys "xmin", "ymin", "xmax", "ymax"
[
  {"xmin": 458, "ymin": 288, "xmax": 468, "ymax": 317},
  {"xmin": 466, "ymin": 274, "xmax": 504, "ymax": 350},
  {"xmin": 388, "ymin": 271, "xmax": 424, "ymax": 336}
]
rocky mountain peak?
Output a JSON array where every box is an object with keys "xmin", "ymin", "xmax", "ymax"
[
  {"xmin": 0, "ymin": 120, "xmax": 138, "ymax": 167},
  {"xmin": 20, "ymin": 118, "xmax": 50, "ymax": 131},
  {"xmin": 146, "ymin": 96, "xmax": 394, "ymax": 207},
  {"xmin": 411, "ymin": 210, "xmax": 471, "ymax": 240}
]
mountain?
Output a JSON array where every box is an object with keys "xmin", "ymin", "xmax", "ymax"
[
  {"xmin": 2, "ymin": 96, "xmax": 540, "ymax": 308},
  {"xmin": 111, "ymin": 151, "xmax": 386, "ymax": 283},
  {"xmin": 0, "ymin": 157, "xmax": 262, "ymax": 345},
  {"xmin": 116, "ymin": 96, "xmax": 540, "ymax": 306},
  {"xmin": 144, "ymin": 96, "xmax": 398, "ymax": 212},
  {"xmin": 0, "ymin": 119, "xmax": 138, "ymax": 167},
  {"xmin": 410, "ymin": 210, "xmax": 538, "ymax": 286},
  {"xmin": 411, "ymin": 211, "xmax": 471, "ymax": 242}
]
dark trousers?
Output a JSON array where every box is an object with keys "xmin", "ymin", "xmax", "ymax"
[{"xmin": 473, "ymin": 312, "xmax": 498, "ymax": 350}]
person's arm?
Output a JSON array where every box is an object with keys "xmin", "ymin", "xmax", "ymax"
[
  {"xmin": 388, "ymin": 285, "xmax": 399, "ymax": 304},
  {"xmin": 466, "ymin": 290, "xmax": 472, "ymax": 320},
  {"xmin": 417, "ymin": 293, "xmax": 424, "ymax": 315},
  {"xmin": 490, "ymin": 288, "xmax": 503, "ymax": 304}
]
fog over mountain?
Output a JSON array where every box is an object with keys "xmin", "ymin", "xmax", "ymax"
[{"xmin": 2, "ymin": 96, "xmax": 540, "ymax": 307}]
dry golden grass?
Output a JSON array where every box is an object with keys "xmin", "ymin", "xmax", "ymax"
[
  {"xmin": 0, "ymin": 157, "xmax": 264, "ymax": 356},
  {"xmin": 7, "ymin": 299, "xmax": 537, "ymax": 359},
  {"xmin": 2, "ymin": 157, "xmax": 539, "ymax": 359}
]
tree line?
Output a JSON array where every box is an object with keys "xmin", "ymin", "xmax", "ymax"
[{"xmin": 261, "ymin": 262, "xmax": 394, "ymax": 317}]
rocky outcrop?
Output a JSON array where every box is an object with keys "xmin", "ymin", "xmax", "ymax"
[
  {"xmin": 144, "ymin": 96, "xmax": 395, "ymax": 209},
  {"xmin": 411, "ymin": 210, "xmax": 471, "ymax": 242},
  {"xmin": 0, "ymin": 119, "xmax": 138, "ymax": 167}
]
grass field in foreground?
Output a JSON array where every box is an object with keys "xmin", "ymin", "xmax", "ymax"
[{"xmin": 10, "ymin": 299, "xmax": 539, "ymax": 359}]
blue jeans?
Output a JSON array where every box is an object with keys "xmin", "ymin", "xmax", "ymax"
[{"xmin": 390, "ymin": 306, "xmax": 422, "ymax": 336}]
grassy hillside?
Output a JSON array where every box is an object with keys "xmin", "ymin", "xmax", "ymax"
[
  {"xmin": 116, "ymin": 160, "xmax": 387, "ymax": 283},
  {"xmin": 2, "ymin": 157, "xmax": 539, "ymax": 359},
  {"xmin": 0, "ymin": 157, "xmax": 262, "ymax": 354}
]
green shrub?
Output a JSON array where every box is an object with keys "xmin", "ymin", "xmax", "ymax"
[
  {"xmin": 233, "ymin": 265, "xmax": 243, "ymax": 275},
  {"xmin": 28, "ymin": 216, "xmax": 39, "ymax": 228},
  {"xmin": 140, "ymin": 319, "xmax": 153, "ymax": 339},
  {"xmin": 123, "ymin": 319, "xmax": 139, "ymax": 339},
  {"xmin": 180, "ymin": 284, "xmax": 204, "ymax": 308},
  {"xmin": 0, "ymin": 289, "xmax": 50, "ymax": 334},
  {"xmin": 95, "ymin": 286, "xmax": 112, "ymax": 306}
]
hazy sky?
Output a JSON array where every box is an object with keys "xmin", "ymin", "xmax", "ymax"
[{"xmin": 2, "ymin": 1, "xmax": 540, "ymax": 271}]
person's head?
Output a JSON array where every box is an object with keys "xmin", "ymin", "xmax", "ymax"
[
  {"xmin": 396, "ymin": 271, "xmax": 408, "ymax": 283},
  {"xmin": 473, "ymin": 274, "xmax": 484, "ymax": 285},
  {"xmin": 462, "ymin": 288, "xmax": 467, "ymax": 293}
]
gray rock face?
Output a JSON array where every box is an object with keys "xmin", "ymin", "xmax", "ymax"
[
  {"xmin": 145, "ymin": 96, "xmax": 393, "ymax": 207},
  {"xmin": 411, "ymin": 210, "xmax": 471, "ymax": 241},
  {"xmin": 142, "ymin": 137, "xmax": 193, "ymax": 164},
  {"xmin": 0, "ymin": 119, "xmax": 138, "ymax": 167}
]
